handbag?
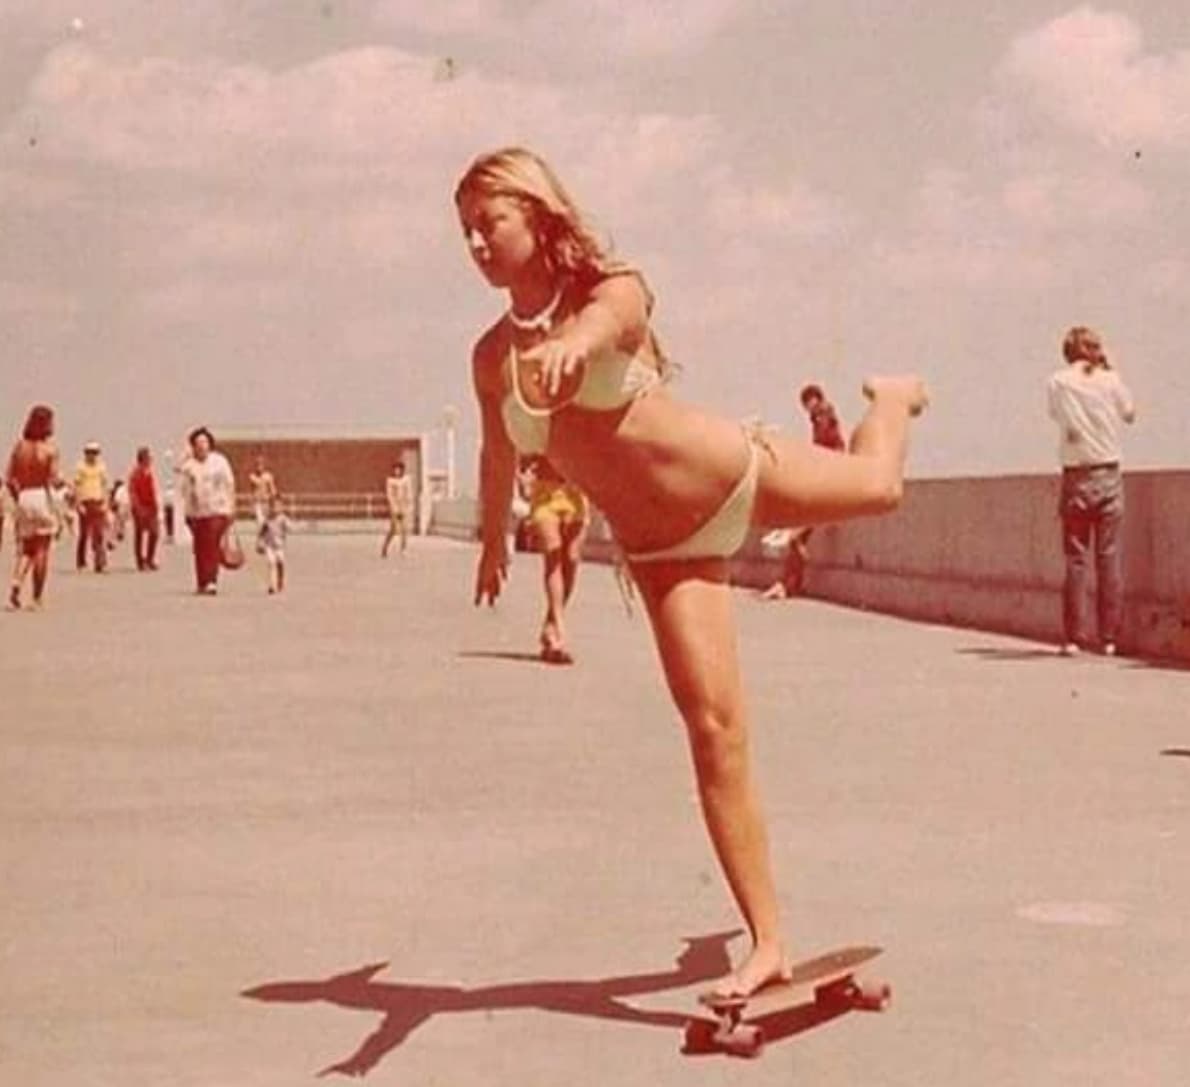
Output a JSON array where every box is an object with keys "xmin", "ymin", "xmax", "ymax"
[{"xmin": 219, "ymin": 522, "xmax": 246, "ymax": 569}]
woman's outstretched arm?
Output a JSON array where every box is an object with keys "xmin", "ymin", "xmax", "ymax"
[
  {"xmin": 522, "ymin": 274, "xmax": 651, "ymax": 396},
  {"xmin": 472, "ymin": 338, "xmax": 518, "ymax": 606}
]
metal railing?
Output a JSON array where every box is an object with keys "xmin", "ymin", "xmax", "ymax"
[{"xmin": 237, "ymin": 492, "xmax": 414, "ymax": 530}]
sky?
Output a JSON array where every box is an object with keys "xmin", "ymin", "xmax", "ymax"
[{"xmin": 1, "ymin": 1, "xmax": 1188, "ymax": 484}]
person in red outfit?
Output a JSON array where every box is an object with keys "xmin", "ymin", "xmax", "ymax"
[
  {"xmin": 759, "ymin": 384, "xmax": 847, "ymax": 600},
  {"xmin": 128, "ymin": 446, "xmax": 161, "ymax": 572}
]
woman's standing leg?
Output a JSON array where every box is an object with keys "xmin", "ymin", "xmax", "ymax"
[
  {"xmin": 8, "ymin": 546, "xmax": 28, "ymax": 608},
  {"xmin": 190, "ymin": 517, "xmax": 217, "ymax": 591},
  {"xmin": 560, "ymin": 516, "xmax": 587, "ymax": 606},
  {"xmin": 632, "ymin": 558, "xmax": 788, "ymax": 997},
  {"xmin": 534, "ymin": 512, "xmax": 569, "ymax": 657},
  {"xmin": 30, "ymin": 538, "xmax": 50, "ymax": 605},
  {"xmin": 208, "ymin": 515, "xmax": 230, "ymax": 589}
]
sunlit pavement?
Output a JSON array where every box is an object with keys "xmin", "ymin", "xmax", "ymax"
[{"xmin": 2, "ymin": 533, "xmax": 1187, "ymax": 1086}]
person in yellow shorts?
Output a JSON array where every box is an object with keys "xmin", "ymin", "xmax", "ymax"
[{"xmin": 519, "ymin": 454, "xmax": 589, "ymax": 664}]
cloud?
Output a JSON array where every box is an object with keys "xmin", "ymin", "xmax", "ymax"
[
  {"xmin": 371, "ymin": 0, "xmax": 500, "ymax": 37},
  {"xmin": 4, "ymin": 39, "xmax": 842, "ymax": 288},
  {"xmin": 708, "ymin": 172, "xmax": 852, "ymax": 241},
  {"xmin": 997, "ymin": 7, "xmax": 1190, "ymax": 150},
  {"xmin": 373, "ymin": 0, "xmax": 746, "ymax": 58},
  {"xmin": 869, "ymin": 166, "xmax": 1062, "ymax": 291},
  {"xmin": 999, "ymin": 168, "xmax": 1149, "ymax": 231}
]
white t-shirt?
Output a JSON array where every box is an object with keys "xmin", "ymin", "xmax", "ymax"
[{"xmin": 1046, "ymin": 365, "xmax": 1135, "ymax": 468}]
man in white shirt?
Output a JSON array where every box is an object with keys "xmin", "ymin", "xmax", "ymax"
[{"xmin": 1046, "ymin": 325, "xmax": 1136, "ymax": 656}]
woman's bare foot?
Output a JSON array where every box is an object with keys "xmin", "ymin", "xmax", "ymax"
[
  {"xmin": 862, "ymin": 375, "xmax": 930, "ymax": 417},
  {"xmin": 706, "ymin": 939, "xmax": 792, "ymax": 1000},
  {"xmin": 539, "ymin": 620, "xmax": 573, "ymax": 665}
]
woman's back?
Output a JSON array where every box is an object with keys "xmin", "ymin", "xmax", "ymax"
[{"xmin": 8, "ymin": 439, "xmax": 56, "ymax": 489}]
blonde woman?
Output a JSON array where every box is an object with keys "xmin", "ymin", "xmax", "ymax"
[{"xmin": 456, "ymin": 147, "xmax": 927, "ymax": 999}]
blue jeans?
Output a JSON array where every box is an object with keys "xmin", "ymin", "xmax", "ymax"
[{"xmin": 1059, "ymin": 465, "xmax": 1124, "ymax": 647}]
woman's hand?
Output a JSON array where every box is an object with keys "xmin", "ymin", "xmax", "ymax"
[
  {"xmin": 474, "ymin": 541, "xmax": 509, "ymax": 606},
  {"xmin": 518, "ymin": 336, "xmax": 589, "ymax": 399}
]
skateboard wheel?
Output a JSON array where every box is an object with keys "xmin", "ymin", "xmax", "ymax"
[
  {"xmin": 854, "ymin": 979, "xmax": 892, "ymax": 1011},
  {"xmin": 716, "ymin": 1023, "xmax": 765, "ymax": 1058}
]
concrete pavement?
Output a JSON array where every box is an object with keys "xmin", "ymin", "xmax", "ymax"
[{"xmin": 2, "ymin": 533, "xmax": 1188, "ymax": 1085}]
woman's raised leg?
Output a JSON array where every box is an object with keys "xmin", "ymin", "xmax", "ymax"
[
  {"xmin": 752, "ymin": 375, "xmax": 928, "ymax": 528},
  {"xmin": 633, "ymin": 557, "xmax": 790, "ymax": 997}
]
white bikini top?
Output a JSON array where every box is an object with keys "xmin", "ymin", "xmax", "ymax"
[{"xmin": 500, "ymin": 346, "xmax": 660, "ymax": 456}]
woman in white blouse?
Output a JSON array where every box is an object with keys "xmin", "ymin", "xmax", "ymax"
[{"xmin": 180, "ymin": 426, "xmax": 236, "ymax": 595}]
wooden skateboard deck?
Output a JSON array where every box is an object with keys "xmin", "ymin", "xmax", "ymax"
[{"xmin": 687, "ymin": 945, "xmax": 890, "ymax": 1057}]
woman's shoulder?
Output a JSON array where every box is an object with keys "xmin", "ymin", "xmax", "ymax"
[
  {"xmin": 472, "ymin": 320, "xmax": 512, "ymax": 391},
  {"xmin": 576, "ymin": 261, "xmax": 654, "ymax": 310}
]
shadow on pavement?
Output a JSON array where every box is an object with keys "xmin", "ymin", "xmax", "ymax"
[
  {"xmin": 958, "ymin": 645, "xmax": 1190, "ymax": 673},
  {"xmin": 1125, "ymin": 657, "xmax": 1190, "ymax": 674},
  {"xmin": 457, "ymin": 649, "xmax": 552, "ymax": 664},
  {"xmin": 243, "ymin": 929, "xmax": 744, "ymax": 1077},
  {"xmin": 956, "ymin": 646, "xmax": 1062, "ymax": 662}
]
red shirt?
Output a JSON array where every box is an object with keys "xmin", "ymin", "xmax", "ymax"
[
  {"xmin": 129, "ymin": 465, "xmax": 159, "ymax": 511},
  {"xmin": 809, "ymin": 403, "xmax": 846, "ymax": 451}
]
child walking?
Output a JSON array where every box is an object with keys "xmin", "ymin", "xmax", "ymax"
[{"xmin": 260, "ymin": 495, "xmax": 291, "ymax": 594}]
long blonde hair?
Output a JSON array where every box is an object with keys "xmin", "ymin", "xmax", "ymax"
[
  {"xmin": 454, "ymin": 147, "xmax": 612, "ymax": 282},
  {"xmin": 454, "ymin": 147, "xmax": 677, "ymax": 378}
]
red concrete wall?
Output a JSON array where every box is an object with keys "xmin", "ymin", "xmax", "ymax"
[{"xmin": 219, "ymin": 437, "xmax": 422, "ymax": 520}]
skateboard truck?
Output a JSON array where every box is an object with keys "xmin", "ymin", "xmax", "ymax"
[{"xmin": 687, "ymin": 945, "xmax": 892, "ymax": 1058}]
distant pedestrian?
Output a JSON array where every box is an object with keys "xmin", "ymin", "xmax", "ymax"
[
  {"xmin": 107, "ymin": 479, "xmax": 131, "ymax": 552},
  {"xmin": 73, "ymin": 441, "xmax": 109, "ymax": 572},
  {"xmin": 128, "ymin": 446, "xmax": 161, "ymax": 571},
  {"xmin": 249, "ymin": 453, "xmax": 278, "ymax": 533},
  {"xmin": 519, "ymin": 454, "xmax": 589, "ymax": 664},
  {"xmin": 381, "ymin": 461, "xmax": 414, "ymax": 557},
  {"xmin": 1047, "ymin": 325, "xmax": 1136, "ymax": 656},
  {"xmin": 760, "ymin": 383, "xmax": 847, "ymax": 600},
  {"xmin": 50, "ymin": 480, "xmax": 73, "ymax": 540},
  {"xmin": 6, "ymin": 404, "xmax": 62, "ymax": 610},
  {"xmin": 161, "ymin": 448, "xmax": 177, "ymax": 544},
  {"xmin": 180, "ymin": 426, "xmax": 236, "ymax": 595},
  {"xmin": 260, "ymin": 494, "xmax": 291, "ymax": 594}
]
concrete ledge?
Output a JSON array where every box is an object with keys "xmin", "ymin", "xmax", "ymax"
[{"xmin": 429, "ymin": 468, "xmax": 1190, "ymax": 662}]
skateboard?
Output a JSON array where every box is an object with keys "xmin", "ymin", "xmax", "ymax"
[{"xmin": 686, "ymin": 945, "xmax": 890, "ymax": 1058}]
